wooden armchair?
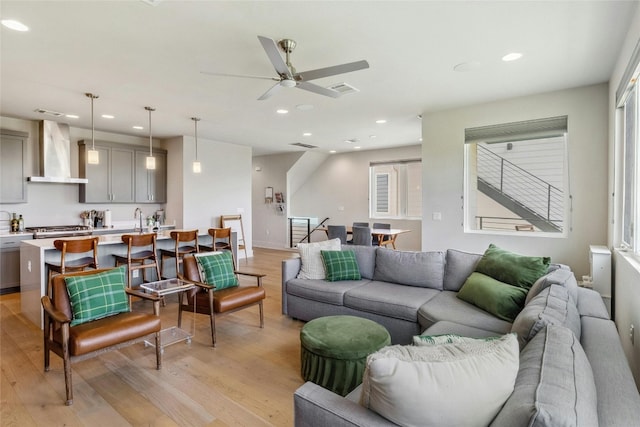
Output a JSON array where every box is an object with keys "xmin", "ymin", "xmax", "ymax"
[
  {"xmin": 41, "ymin": 268, "xmax": 162, "ymax": 405},
  {"xmin": 178, "ymin": 253, "xmax": 266, "ymax": 347}
]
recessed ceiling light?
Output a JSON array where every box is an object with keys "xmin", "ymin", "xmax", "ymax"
[
  {"xmin": 133, "ymin": 125, "xmax": 144, "ymax": 130},
  {"xmin": 453, "ymin": 61, "xmax": 481, "ymax": 72},
  {"xmin": 369, "ymin": 135, "xmax": 377, "ymax": 139},
  {"xmin": 296, "ymin": 104, "xmax": 314, "ymax": 111},
  {"xmin": 376, "ymin": 119, "xmax": 387, "ymax": 124},
  {"xmin": 303, "ymin": 132, "xmax": 312, "ymax": 137},
  {"xmin": 329, "ymin": 150, "xmax": 336, "ymax": 154},
  {"xmin": 1, "ymin": 19, "xmax": 29, "ymax": 32},
  {"xmin": 502, "ymin": 52, "xmax": 523, "ymax": 62},
  {"xmin": 101, "ymin": 114, "xmax": 115, "ymax": 119},
  {"xmin": 276, "ymin": 109, "xmax": 288, "ymax": 114},
  {"xmin": 65, "ymin": 114, "xmax": 79, "ymax": 119},
  {"xmin": 354, "ymin": 146, "xmax": 361, "ymax": 150}
]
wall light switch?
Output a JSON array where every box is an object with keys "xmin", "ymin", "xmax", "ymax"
[{"xmin": 432, "ymin": 212, "xmax": 442, "ymax": 221}]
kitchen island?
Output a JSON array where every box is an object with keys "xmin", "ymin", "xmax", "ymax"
[{"xmin": 20, "ymin": 229, "xmax": 237, "ymax": 328}]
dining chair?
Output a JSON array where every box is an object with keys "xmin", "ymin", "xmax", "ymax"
[
  {"xmin": 45, "ymin": 237, "xmax": 100, "ymax": 296},
  {"xmin": 352, "ymin": 222, "xmax": 369, "ymax": 228},
  {"xmin": 159, "ymin": 230, "xmax": 199, "ymax": 279},
  {"xmin": 351, "ymin": 226, "xmax": 372, "ymax": 246},
  {"xmin": 327, "ymin": 225, "xmax": 348, "ymax": 244},
  {"xmin": 372, "ymin": 222, "xmax": 392, "ymax": 246},
  {"xmin": 114, "ymin": 233, "xmax": 161, "ymax": 288}
]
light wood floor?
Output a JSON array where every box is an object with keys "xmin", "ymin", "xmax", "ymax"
[{"xmin": 1, "ymin": 248, "xmax": 304, "ymax": 427}]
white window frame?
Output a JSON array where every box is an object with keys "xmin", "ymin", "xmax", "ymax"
[
  {"xmin": 369, "ymin": 159, "xmax": 422, "ymax": 220},
  {"xmin": 463, "ymin": 117, "xmax": 570, "ymax": 237}
]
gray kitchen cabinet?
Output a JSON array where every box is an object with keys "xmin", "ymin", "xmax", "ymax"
[
  {"xmin": 79, "ymin": 140, "xmax": 135, "ymax": 203},
  {"xmin": 135, "ymin": 150, "xmax": 166, "ymax": 203},
  {"xmin": 0, "ymin": 129, "xmax": 28, "ymax": 204},
  {"xmin": 1, "ymin": 235, "xmax": 31, "ymax": 294}
]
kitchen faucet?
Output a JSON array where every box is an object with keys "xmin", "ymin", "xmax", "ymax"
[{"xmin": 134, "ymin": 207, "xmax": 143, "ymax": 232}]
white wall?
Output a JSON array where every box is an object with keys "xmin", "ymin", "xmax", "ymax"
[
  {"xmin": 178, "ymin": 135, "xmax": 254, "ymax": 258},
  {"xmin": 609, "ymin": 6, "xmax": 640, "ymax": 385},
  {"xmin": 422, "ymin": 83, "xmax": 609, "ymax": 276},
  {"xmin": 288, "ymin": 145, "xmax": 423, "ymax": 251},
  {"xmin": 252, "ymin": 152, "xmax": 303, "ymax": 249},
  {"xmin": 0, "ymin": 116, "xmax": 164, "ymax": 226}
]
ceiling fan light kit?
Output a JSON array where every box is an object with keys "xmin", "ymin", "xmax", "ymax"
[{"xmin": 203, "ymin": 35, "xmax": 369, "ymax": 100}]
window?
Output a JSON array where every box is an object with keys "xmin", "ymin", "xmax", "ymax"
[
  {"xmin": 464, "ymin": 116, "xmax": 569, "ymax": 235},
  {"xmin": 617, "ymin": 44, "xmax": 640, "ymax": 251},
  {"xmin": 370, "ymin": 160, "xmax": 422, "ymax": 219}
]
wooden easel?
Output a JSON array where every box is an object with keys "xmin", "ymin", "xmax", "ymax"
[{"xmin": 220, "ymin": 214, "xmax": 248, "ymax": 263}]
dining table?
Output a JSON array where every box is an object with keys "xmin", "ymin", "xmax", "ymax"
[{"xmin": 321, "ymin": 226, "xmax": 411, "ymax": 249}]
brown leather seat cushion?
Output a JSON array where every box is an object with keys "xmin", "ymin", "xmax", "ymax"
[
  {"xmin": 54, "ymin": 312, "xmax": 161, "ymax": 356},
  {"xmin": 194, "ymin": 286, "xmax": 265, "ymax": 313}
]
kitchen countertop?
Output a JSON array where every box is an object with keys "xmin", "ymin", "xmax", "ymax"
[{"xmin": 21, "ymin": 228, "xmax": 210, "ymax": 250}]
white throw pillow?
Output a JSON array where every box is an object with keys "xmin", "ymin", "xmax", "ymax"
[
  {"xmin": 296, "ymin": 238, "xmax": 342, "ymax": 279},
  {"xmin": 360, "ymin": 333, "xmax": 519, "ymax": 427}
]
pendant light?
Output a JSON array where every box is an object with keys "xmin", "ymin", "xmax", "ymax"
[
  {"xmin": 85, "ymin": 93, "xmax": 99, "ymax": 164},
  {"xmin": 145, "ymin": 106, "xmax": 156, "ymax": 170},
  {"xmin": 192, "ymin": 117, "xmax": 201, "ymax": 173}
]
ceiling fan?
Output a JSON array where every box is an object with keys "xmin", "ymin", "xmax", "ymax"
[{"xmin": 202, "ymin": 36, "xmax": 369, "ymax": 100}]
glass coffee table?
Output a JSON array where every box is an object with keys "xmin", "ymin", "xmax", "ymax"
[{"xmin": 140, "ymin": 278, "xmax": 196, "ymax": 351}]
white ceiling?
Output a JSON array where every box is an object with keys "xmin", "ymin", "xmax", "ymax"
[{"xmin": 0, "ymin": 1, "xmax": 637, "ymax": 156}]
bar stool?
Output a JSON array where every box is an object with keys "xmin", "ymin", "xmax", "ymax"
[
  {"xmin": 199, "ymin": 227, "xmax": 235, "ymax": 266},
  {"xmin": 45, "ymin": 237, "xmax": 100, "ymax": 296},
  {"xmin": 159, "ymin": 230, "xmax": 199, "ymax": 279},
  {"xmin": 113, "ymin": 233, "xmax": 161, "ymax": 288}
]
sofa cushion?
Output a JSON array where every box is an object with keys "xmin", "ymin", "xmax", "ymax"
[
  {"xmin": 475, "ymin": 243, "xmax": 551, "ymax": 290},
  {"xmin": 577, "ymin": 287, "xmax": 610, "ymax": 319},
  {"xmin": 421, "ymin": 320, "xmax": 502, "ymax": 340},
  {"xmin": 418, "ymin": 291, "xmax": 513, "ymax": 334},
  {"xmin": 347, "ymin": 245, "xmax": 377, "ymax": 280},
  {"xmin": 360, "ymin": 334, "xmax": 519, "ymax": 427},
  {"xmin": 65, "ymin": 266, "xmax": 130, "ymax": 326},
  {"xmin": 344, "ymin": 281, "xmax": 439, "ymax": 322},
  {"xmin": 511, "ymin": 285, "xmax": 581, "ymax": 350},
  {"xmin": 443, "ymin": 249, "xmax": 482, "ymax": 291},
  {"xmin": 286, "ymin": 278, "xmax": 369, "ymax": 306},
  {"xmin": 490, "ymin": 325, "xmax": 598, "ymax": 427},
  {"xmin": 296, "ymin": 238, "xmax": 342, "ymax": 280},
  {"xmin": 526, "ymin": 267, "xmax": 578, "ymax": 305},
  {"xmin": 457, "ymin": 272, "xmax": 528, "ymax": 322},
  {"xmin": 320, "ymin": 250, "xmax": 361, "ymax": 282},
  {"xmin": 373, "ymin": 248, "xmax": 445, "ymax": 289}
]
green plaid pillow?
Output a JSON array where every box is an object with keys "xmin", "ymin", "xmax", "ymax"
[
  {"xmin": 64, "ymin": 266, "xmax": 130, "ymax": 326},
  {"xmin": 320, "ymin": 250, "xmax": 361, "ymax": 281},
  {"xmin": 194, "ymin": 251, "xmax": 238, "ymax": 290}
]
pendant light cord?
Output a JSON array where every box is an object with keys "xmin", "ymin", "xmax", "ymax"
[
  {"xmin": 192, "ymin": 117, "xmax": 200, "ymax": 160},
  {"xmin": 145, "ymin": 106, "xmax": 155, "ymax": 156}
]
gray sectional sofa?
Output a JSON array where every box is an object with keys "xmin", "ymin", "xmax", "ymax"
[{"xmin": 282, "ymin": 246, "xmax": 640, "ymax": 427}]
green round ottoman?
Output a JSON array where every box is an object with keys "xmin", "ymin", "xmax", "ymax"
[{"xmin": 300, "ymin": 315, "xmax": 391, "ymax": 396}]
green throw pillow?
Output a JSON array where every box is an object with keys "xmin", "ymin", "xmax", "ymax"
[
  {"xmin": 194, "ymin": 251, "xmax": 238, "ymax": 290},
  {"xmin": 457, "ymin": 272, "xmax": 528, "ymax": 321},
  {"xmin": 64, "ymin": 266, "xmax": 130, "ymax": 326},
  {"xmin": 474, "ymin": 244, "xmax": 550, "ymax": 290},
  {"xmin": 320, "ymin": 250, "xmax": 361, "ymax": 281}
]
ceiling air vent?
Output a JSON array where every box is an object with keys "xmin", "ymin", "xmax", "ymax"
[
  {"xmin": 327, "ymin": 82, "xmax": 359, "ymax": 95},
  {"xmin": 34, "ymin": 108, "xmax": 64, "ymax": 117},
  {"xmin": 290, "ymin": 142, "xmax": 318, "ymax": 149}
]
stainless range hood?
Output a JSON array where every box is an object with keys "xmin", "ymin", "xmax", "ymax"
[{"xmin": 28, "ymin": 120, "xmax": 88, "ymax": 184}]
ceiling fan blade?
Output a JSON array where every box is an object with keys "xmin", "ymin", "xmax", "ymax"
[
  {"xmin": 296, "ymin": 60, "xmax": 369, "ymax": 81},
  {"xmin": 258, "ymin": 82, "xmax": 282, "ymax": 101},
  {"xmin": 296, "ymin": 81, "xmax": 341, "ymax": 98},
  {"xmin": 258, "ymin": 35, "xmax": 292, "ymax": 78},
  {"xmin": 200, "ymin": 71, "xmax": 279, "ymax": 81}
]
